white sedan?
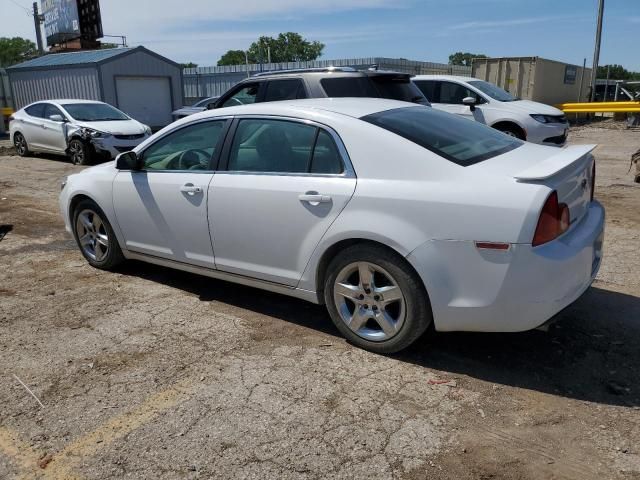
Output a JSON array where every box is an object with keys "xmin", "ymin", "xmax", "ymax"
[
  {"xmin": 59, "ymin": 98, "xmax": 604, "ymax": 353},
  {"xmin": 10, "ymin": 100, "xmax": 152, "ymax": 165}
]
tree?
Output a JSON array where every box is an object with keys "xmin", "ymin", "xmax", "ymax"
[
  {"xmin": 448, "ymin": 51, "xmax": 488, "ymax": 67},
  {"xmin": 217, "ymin": 32, "xmax": 324, "ymax": 66},
  {"xmin": 100, "ymin": 43, "xmax": 120, "ymax": 49},
  {"xmin": 0, "ymin": 37, "xmax": 37, "ymax": 67},
  {"xmin": 597, "ymin": 64, "xmax": 631, "ymax": 80},
  {"xmin": 217, "ymin": 50, "xmax": 248, "ymax": 66},
  {"xmin": 180, "ymin": 62, "xmax": 198, "ymax": 69}
]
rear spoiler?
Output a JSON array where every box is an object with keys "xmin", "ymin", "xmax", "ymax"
[{"xmin": 514, "ymin": 145, "xmax": 597, "ymax": 181}]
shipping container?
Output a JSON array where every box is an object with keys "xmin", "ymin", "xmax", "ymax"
[{"xmin": 472, "ymin": 56, "xmax": 591, "ymax": 106}]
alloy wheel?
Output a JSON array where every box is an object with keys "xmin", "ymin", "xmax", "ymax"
[
  {"xmin": 75, "ymin": 209, "xmax": 109, "ymax": 262},
  {"xmin": 333, "ymin": 261, "xmax": 406, "ymax": 342},
  {"xmin": 14, "ymin": 134, "xmax": 26, "ymax": 155},
  {"xmin": 69, "ymin": 141, "xmax": 85, "ymax": 165}
]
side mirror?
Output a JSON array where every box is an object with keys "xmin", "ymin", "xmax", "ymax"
[
  {"xmin": 49, "ymin": 114, "xmax": 66, "ymax": 122},
  {"xmin": 115, "ymin": 151, "xmax": 141, "ymax": 170},
  {"xmin": 462, "ymin": 96, "xmax": 477, "ymax": 111}
]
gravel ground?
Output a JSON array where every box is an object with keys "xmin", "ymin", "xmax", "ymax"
[{"xmin": 0, "ymin": 126, "xmax": 639, "ymax": 480}]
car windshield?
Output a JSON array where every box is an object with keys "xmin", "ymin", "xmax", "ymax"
[
  {"xmin": 193, "ymin": 98, "xmax": 215, "ymax": 108},
  {"xmin": 468, "ymin": 80, "xmax": 517, "ymax": 102},
  {"xmin": 362, "ymin": 106, "xmax": 522, "ymax": 166},
  {"xmin": 63, "ymin": 103, "xmax": 129, "ymax": 121}
]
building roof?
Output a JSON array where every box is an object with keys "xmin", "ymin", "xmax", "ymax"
[{"xmin": 7, "ymin": 46, "xmax": 179, "ymax": 71}]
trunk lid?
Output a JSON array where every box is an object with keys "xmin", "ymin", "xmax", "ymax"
[{"xmin": 471, "ymin": 143, "xmax": 596, "ymax": 228}]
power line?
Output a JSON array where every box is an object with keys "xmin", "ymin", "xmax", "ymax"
[{"xmin": 6, "ymin": 0, "xmax": 32, "ymax": 16}]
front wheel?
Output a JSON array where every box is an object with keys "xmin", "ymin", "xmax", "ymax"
[
  {"xmin": 73, "ymin": 199, "xmax": 124, "ymax": 270},
  {"xmin": 324, "ymin": 244, "xmax": 432, "ymax": 354},
  {"xmin": 68, "ymin": 139, "xmax": 92, "ymax": 165},
  {"xmin": 13, "ymin": 132, "xmax": 30, "ymax": 157}
]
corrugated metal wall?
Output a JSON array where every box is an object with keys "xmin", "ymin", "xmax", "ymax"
[
  {"xmin": 183, "ymin": 57, "xmax": 472, "ymax": 103},
  {"xmin": 8, "ymin": 67, "xmax": 101, "ymax": 109},
  {"xmin": 100, "ymin": 50, "xmax": 183, "ymax": 111}
]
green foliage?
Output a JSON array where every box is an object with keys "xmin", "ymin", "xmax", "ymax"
[
  {"xmin": 100, "ymin": 43, "xmax": 120, "ymax": 49},
  {"xmin": 180, "ymin": 62, "xmax": 198, "ymax": 69},
  {"xmin": 217, "ymin": 50, "xmax": 248, "ymax": 66},
  {"xmin": 0, "ymin": 37, "xmax": 38, "ymax": 67},
  {"xmin": 596, "ymin": 64, "xmax": 640, "ymax": 80},
  {"xmin": 448, "ymin": 51, "xmax": 488, "ymax": 67},
  {"xmin": 217, "ymin": 33, "xmax": 324, "ymax": 66}
]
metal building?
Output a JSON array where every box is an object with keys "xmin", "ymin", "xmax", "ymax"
[
  {"xmin": 7, "ymin": 46, "xmax": 183, "ymax": 129},
  {"xmin": 471, "ymin": 57, "xmax": 592, "ymax": 106},
  {"xmin": 183, "ymin": 57, "xmax": 472, "ymax": 105}
]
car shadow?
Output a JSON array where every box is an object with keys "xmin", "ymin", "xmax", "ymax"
[{"xmin": 118, "ymin": 261, "xmax": 638, "ymax": 407}]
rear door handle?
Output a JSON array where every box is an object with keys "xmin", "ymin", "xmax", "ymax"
[
  {"xmin": 299, "ymin": 193, "xmax": 331, "ymax": 204},
  {"xmin": 180, "ymin": 183, "xmax": 203, "ymax": 195}
]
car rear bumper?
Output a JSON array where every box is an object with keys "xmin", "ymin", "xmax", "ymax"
[{"xmin": 407, "ymin": 200, "xmax": 605, "ymax": 332}]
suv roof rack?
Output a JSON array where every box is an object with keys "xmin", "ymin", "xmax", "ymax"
[{"xmin": 252, "ymin": 66, "xmax": 357, "ymax": 77}]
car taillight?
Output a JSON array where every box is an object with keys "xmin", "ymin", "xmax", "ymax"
[
  {"xmin": 590, "ymin": 161, "xmax": 596, "ymax": 201},
  {"xmin": 532, "ymin": 191, "xmax": 570, "ymax": 247}
]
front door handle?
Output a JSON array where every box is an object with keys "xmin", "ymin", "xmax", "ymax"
[
  {"xmin": 299, "ymin": 193, "xmax": 331, "ymax": 204},
  {"xmin": 180, "ymin": 183, "xmax": 203, "ymax": 195}
]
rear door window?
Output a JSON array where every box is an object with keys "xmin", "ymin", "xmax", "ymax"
[
  {"xmin": 370, "ymin": 76, "xmax": 429, "ymax": 105},
  {"xmin": 264, "ymin": 79, "xmax": 307, "ymax": 101},
  {"xmin": 320, "ymin": 77, "xmax": 378, "ymax": 97},
  {"xmin": 25, "ymin": 103, "xmax": 45, "ymax": 118},
  {"xmin": 413, "ymin": 80, "xmax": 438, "ymax": 103}
]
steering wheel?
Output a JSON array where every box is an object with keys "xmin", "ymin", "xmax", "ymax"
[{"xmin": 168, "ymin": 149, "xmax": 211, "ymax": 170}]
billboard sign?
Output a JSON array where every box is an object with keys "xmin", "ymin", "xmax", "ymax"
[{"xmin": 42, "ymin": 0, "xmax": 81, "ymax": 46}]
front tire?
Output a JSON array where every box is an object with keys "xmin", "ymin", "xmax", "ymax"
[
  {"xmin": 72, "ymin": 199, "xmax": 124, "ymax": 270},
  {"xmin": 324, "ymin": 244, "xmax": 432, "ymax": 354},
  {"xmin": 495, "ymin": 124, "xmax": 526, "ymax": 140},
  {"xmin": 68, "ymin": 139, "xmax": 92, "ymax": 165},
  {"xmin": 13, "ymin": 132, "xmax": 30, "ymax": 157}
]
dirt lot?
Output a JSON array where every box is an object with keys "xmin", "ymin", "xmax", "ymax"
[{"xmin": 0, "ymin": 126, "xmax": 639, "ymax": 480}]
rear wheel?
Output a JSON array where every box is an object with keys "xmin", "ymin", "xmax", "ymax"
[
  {"xmin": 13, "ymin": 132, "xmax": 30, "ymax": 157},
  {"xmin": 68, "ymin": 139, "xmax": 92, "ymax": 165},
  {"xmin": 324, "ymin": 244, "xmax": 432, "ymax": 354},
  {"xmin": 73, "ymin": 199, "xmax": 124, "ymax": 270}
]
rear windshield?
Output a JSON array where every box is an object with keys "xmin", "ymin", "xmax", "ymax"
[
  {"xmin": 321, "ymin": 76, "xmax": 429, "ymax": 105},
  {"xmin": 362, "ymin": 106, "xmax": 522, "ymax": 166}
]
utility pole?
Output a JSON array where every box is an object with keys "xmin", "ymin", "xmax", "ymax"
[
  {"xmin": 32, "ymin": 2, "xmax": 45, "ymax": 54},
  {"xmin": 589, "ymin": 0, "xmax": 605, "ymax": 102}
]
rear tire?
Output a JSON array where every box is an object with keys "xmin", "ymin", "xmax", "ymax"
[
  {"xmin": 72, "ymin": 199, "xmax": 124, "ymax": 270},
  {"xmin": 324, "ymin": 244, "xmax": 432, "ymax": 354},
  {"xmin": 68, "ymin": 139, "xmax": 92, "ymax": 165},
  {"xmin": 13, "ymin": 132, "xmax": 30, "ymax": 157}
]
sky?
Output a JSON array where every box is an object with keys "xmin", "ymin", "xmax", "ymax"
[{"xmin": 2, "ymin": 0, "xmax": 639, "ymax": 71}]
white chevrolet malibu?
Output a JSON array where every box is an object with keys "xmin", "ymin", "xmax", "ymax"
[
  {"xmin": 10, "ymin": 100, "xmax": 152, "ymax": 165},
  {"xmin": 59, "ymin": 98, "xmax": 604, "ymax": 353}
]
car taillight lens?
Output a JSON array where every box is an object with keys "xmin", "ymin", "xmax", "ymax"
[
  {"xmin": 532, "ymin": 191, "xmax": 570, "ymax": 247},
  {"xmin": 590, "ymin": 161, "xmax": 596, "ymax": 201}
]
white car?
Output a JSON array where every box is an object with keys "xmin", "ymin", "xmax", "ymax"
[
  {"xmin": 172, "ymin": 96, "xmax": 219, "ymax": 120},
  {"xmin": 413, "ymin": 75, "xmax": 570, "ymax": 146},
  {"xmin": 10, "ymin": 100, "xmax": 152, "ymax": 165},
  {"xmin": 59, "ymin": 98, "xmax": 604, "ymax": 353}
]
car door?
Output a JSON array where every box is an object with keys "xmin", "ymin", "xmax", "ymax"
[
  {"xmin": 414, "ymin": 80, "xmax": 483, "ymax": 120},
  {"xmin": 209, "ymin": 117, "xmax": 356, "ymax": 286},
  {"xmin": 21, "ymin": 103, "xmax": 47, "ymax": 149},
  {"xmin": 112, "ymin": 119, "xmax": 229, "ymax": 267},
  {"xmin": 40, "ymin": 104, "xmax": 68, "ymax": 153}
]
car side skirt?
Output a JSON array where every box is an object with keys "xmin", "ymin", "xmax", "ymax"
[{"xmin": 124, "ymin": 250, "xmax": 321, "ymax": 304}]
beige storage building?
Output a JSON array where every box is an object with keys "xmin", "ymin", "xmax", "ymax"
[{"xmin": 472, "ymin": 57, "xmax": 591, "ymax": 106}]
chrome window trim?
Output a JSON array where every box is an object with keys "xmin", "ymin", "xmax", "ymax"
[{"xmin": 221, "ymin": 114, "xmax": 356, "ymax": 178}]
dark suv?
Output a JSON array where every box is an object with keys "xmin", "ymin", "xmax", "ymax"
[{"xmin": 210, "ymin": 67, "xmax": 430, "ymax": 109}]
